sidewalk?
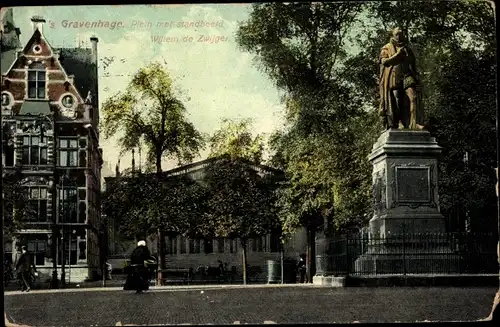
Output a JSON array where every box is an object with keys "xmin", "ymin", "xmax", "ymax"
[{"xmin": 5, "ymin": 282, "xmax": 318, "ymax": 295}]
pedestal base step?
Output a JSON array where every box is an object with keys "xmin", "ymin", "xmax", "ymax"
[{"xmin": 312, "ymin": 275, "xmax": 346, "ymax": 287}]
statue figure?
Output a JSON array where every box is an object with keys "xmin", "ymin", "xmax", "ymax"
[{"xmin": 379, "ymin": 27, "xmax": 424, "ymax": 130}]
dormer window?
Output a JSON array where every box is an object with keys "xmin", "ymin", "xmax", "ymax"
[
  {"xmin": 27, "ymin": 62, "xmax": 46, "ymax": 99},
  {"xmin": 1, "ymin": 93, "xmax": 11, "ymax": 107}
]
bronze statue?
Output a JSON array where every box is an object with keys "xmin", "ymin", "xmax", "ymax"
[{"xmin": 379, "ymin": 27, "xmax": 424, "ymax": 130}]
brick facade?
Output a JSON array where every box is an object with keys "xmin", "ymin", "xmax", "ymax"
[{"xmin": 1, "ymin": 12, "xmax": 103, "ymax": 283}]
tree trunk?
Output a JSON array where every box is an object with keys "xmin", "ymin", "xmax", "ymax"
[
  {"xmin": 280, "ymin": 242, "xmax": 284, "ymax": 284},
  {"xmin": 155, "ymin": 151, "xmax": 165, "ymax": 286},
  {"xmin": 241, "ymin": 239, "xmax": 247, "ymax": 285},
  {"xmin": 306, "ymin": 226, "xmax": 317, "ymax": 283}
]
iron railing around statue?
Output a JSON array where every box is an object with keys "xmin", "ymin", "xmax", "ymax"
[{"xmin": 315, "ymin": 232, "xmax": 498, "ymax": 276}]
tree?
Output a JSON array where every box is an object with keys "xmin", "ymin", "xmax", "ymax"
[
  {"xmin": 208, "ymin": 118, "xmax": 265, "ymax": 163},
  {"xmin": 101, "ymin": 61, "xmax": 205, "ymax": 284},
  {"xmin": 203, "ymin": 157, "xmax": 279, "ymax": 284},
  {"xmin": 347, "ymin": 1, "xmax": 497, "ymax": 232},
  {"xmin": 103, "ymin": 172, "xmax": 208, "ymax": 261},
  {"xmin": 426, "ymin": 46, "xmax": 496, "ymax": 232},
  {"xmin": 2, "ymin": 169, "xmax": 30, "ymax": 240},
  {"xmin": 237, "ymin": 2, "xmax": 368, "ymax": 281}
]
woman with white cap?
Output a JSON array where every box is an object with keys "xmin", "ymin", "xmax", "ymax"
[{"xmin": 124, "ymin": 240, "xmax": 151, "ymax": 293}]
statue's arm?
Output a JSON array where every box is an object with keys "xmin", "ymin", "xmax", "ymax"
[{"xmin": 380, "ymin": 47, "xmax": 402, "ymax": 67}]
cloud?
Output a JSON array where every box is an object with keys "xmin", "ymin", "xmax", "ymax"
[{"xmin": 73, "ymin": 5, "xmax": 284, "ymax": 173}]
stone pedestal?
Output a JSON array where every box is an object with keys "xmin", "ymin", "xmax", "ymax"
[{"xmin": 354, "ymin": 129, "xmax": 462, "ymax": 274}]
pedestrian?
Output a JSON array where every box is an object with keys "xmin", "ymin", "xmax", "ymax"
[
  {"xmin": 106, "ymin": 262, "xmax": 113, "ymax": 280},
  {"xmin": 124, "ymin": 240, "xmax": 151, "ymax": 293},
  {"xmin": 217, "ymin": 260, "xmax": 225, "ymax": 282},
  {"xmin": 15, "ymin": 245, "xmax": 37, "ymax": 292},
  {"xmin": 297, "ymin": 253, "xmax": 307, "ymax": 283}
]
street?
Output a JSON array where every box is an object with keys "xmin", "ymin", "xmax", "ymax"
[{"xmin": 4, "ymin": 285, "xmax": 497, "ymax": 325}]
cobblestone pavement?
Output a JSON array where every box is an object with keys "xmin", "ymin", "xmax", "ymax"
[{"xmin": 4, "ymin": 286, "xmax": 497, "ymax": 325}]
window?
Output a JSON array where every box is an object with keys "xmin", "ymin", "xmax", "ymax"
[
  {"xmin": 27, "ymin": 66, "xmax": 46, "ymax": 99},
  {"xmin": 27, "ymin": 238, "xmax": 48, "ymax": 266},
  {"xmin": 78, "ymin": 202, "xmax": 87, "ymax": 223},
  {"xmin": 58, "ymin": 236, "xmax": 77, "ymax": 265},
  {"xmin": 229, "ymin": 239, "xmax": 234, "ymax": 253},
  {"xmin": 270, "ymin": 234, "xmax": 280, "ymax": 253},
  {"xmin": 217, "ymin": 238, "xmax": 225, "ymax": 253},
  {"xmin": 1, "ymin": 92, "xmax": 11, "ymax": 106},
  {"xmin": 61, "ymin": 95, "xmax": 75, "ymax": 108},
  {"xmin": 22, "ymin": 135, "xmax": 48, "ymax": 165},
  {"xmin": 27, "ymin": 187, "xmax": 48, "ymax": 223},
  {"xmin": 204, "ymin": 239, "xmax": 213, "ymax": 254},
  {"xmin": 59, "ymin": 188, "xmax": 77, "ymax": 223},
  {"xmin": 252, "ymin": 237, "xmax": 263, "ymax": 252},
  {"xmin": 188, "ymin": 239, "xmax": 201, "ymax": 254},
  {"xmin": 2, "ymin": 142, "xmax": 14, "ymax": 166},
  {"xmin": 2, "ymin": 122, "xmax": 15, "ymax": 166},
  {"xmin": 59, "ymin": 139, "xmax": 78, "ymax": 167},
  {"xmin": 180, "ymin": 236, "xmax": 187, "ymax": 254},
  {"xmin": 79, "ymin": 241, "xmax": 86, "ymax": 260},
  {"xmin": 168, "ymin": 237, "xmax": 177, "ymax": 255}
]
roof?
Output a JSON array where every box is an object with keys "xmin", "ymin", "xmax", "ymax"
[
  {"xmin": 105, "ymin": 156, "xmax": 284, "ymax": 187},
  {"xmin": 1, "ymin": 49, "xmax": 17, "ymax": 75},
  {"xmin": 0, "ymin": 10, "xmax": 97, "ymax": 99},
  {"xmin": 163, "ymin": 157, "xmax": 283, "ymax": 177},
  {"xmin": 1, "ymin": 8, "xmax": 21, "ymax": 75},
  {"xmin": 56, "ymin": 47, "xmax": 97, "ymax": 100},
  {"xmin": 19, "ymin": 100, "xmax": 51, "ymax": 116}
]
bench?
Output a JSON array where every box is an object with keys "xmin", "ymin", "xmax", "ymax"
[{"xmin": 160, "ymin": 268, "xmax": 193, "ymax": 284}]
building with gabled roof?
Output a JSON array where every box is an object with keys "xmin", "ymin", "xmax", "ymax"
[
  {"xmin": 104, "ymin": 156, "xmax": 307, "ymax": 280},
  {"xmin": 1, "ymin": 10, "xmax": 103, "ymax": 283}
]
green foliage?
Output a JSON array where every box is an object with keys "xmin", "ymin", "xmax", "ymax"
[
  {"xmin": 238, "ymin": 2, "xmax": 373, "ymax": 237},
  {"xmin": 237, "ymin": 2, "xmax": 366, "ymax": 136},
  {"xmin": 427, "ymin": 46, "xmax": 496, "ymax": 231},
  {"xmin": 239, "ymin": 0, "xmax": 497, "ymax": 237},
  {"xmin": 2, "ymin": 170, "xmax": 30, "ymax": 239},
  {"xmin": 103, "ymin": 173, "xmax": 207, "ymax": 239},
  {"xmin": 352, "ymin": 0, "xmax": 497, "ymax": 232},
  {"xmin": 208, "ymin": 118, "xmax": 265, "ymax": 164},
  {"xmin": 101, "ymin": 61, "xmax": 205, "ymax": 171},
  {"xmin": 273, "ymin": 112, "xmax": 377, "ymax": 237},
  {"xmin": 202, "ymin": 158, "xmax": 279, "ymax": 241}
]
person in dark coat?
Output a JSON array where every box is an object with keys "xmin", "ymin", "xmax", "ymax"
[
  {"xmin": 16, "ymin": 245, "xmax": 37, "ymax": 292},
  {"xmin": 297, "ymin": 254, "xmax": 307, "ymax": 283},
  {"xmin": 124, "ymin": 240, "xmax": 151, "ymax": 293}
]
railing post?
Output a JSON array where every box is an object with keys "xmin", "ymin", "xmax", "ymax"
[{"xmin": 346, "ymin": 234, "xmax": 349, "ymax": 276}]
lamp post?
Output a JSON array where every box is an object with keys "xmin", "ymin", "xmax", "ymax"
[{"xmin": 496, "ymin": 72, "xmax": 500, "ymax": 290}]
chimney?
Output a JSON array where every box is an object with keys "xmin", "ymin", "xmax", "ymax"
[
  {"xmin": 30, "ymin": 15, "xmax": 46, "ymax": 34},
  {"xmin": 90, "ymin": 35, "xmax": 99, "ymax": 129},
  {"xmin": 90, "ymin": 35, "xmax": 98, "ymax": 65}
]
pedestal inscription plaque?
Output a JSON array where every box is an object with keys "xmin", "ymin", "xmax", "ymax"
[{"xmin": 395, "ymin": 166, "xmax": 431, "ymax": 203}]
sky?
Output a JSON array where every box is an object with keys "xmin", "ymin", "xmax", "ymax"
[{"xmin": 12, "ymin": 4, "xmax": 287, "ymax": 177}]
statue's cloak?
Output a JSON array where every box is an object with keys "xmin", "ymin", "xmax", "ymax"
[
  {"xmin": 378, "ymin": 42, "xmax": 423, "ymax": 127},
  {"xmin": 378, "ymin": 42, "xmax": 399, "ymax": 121}
]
